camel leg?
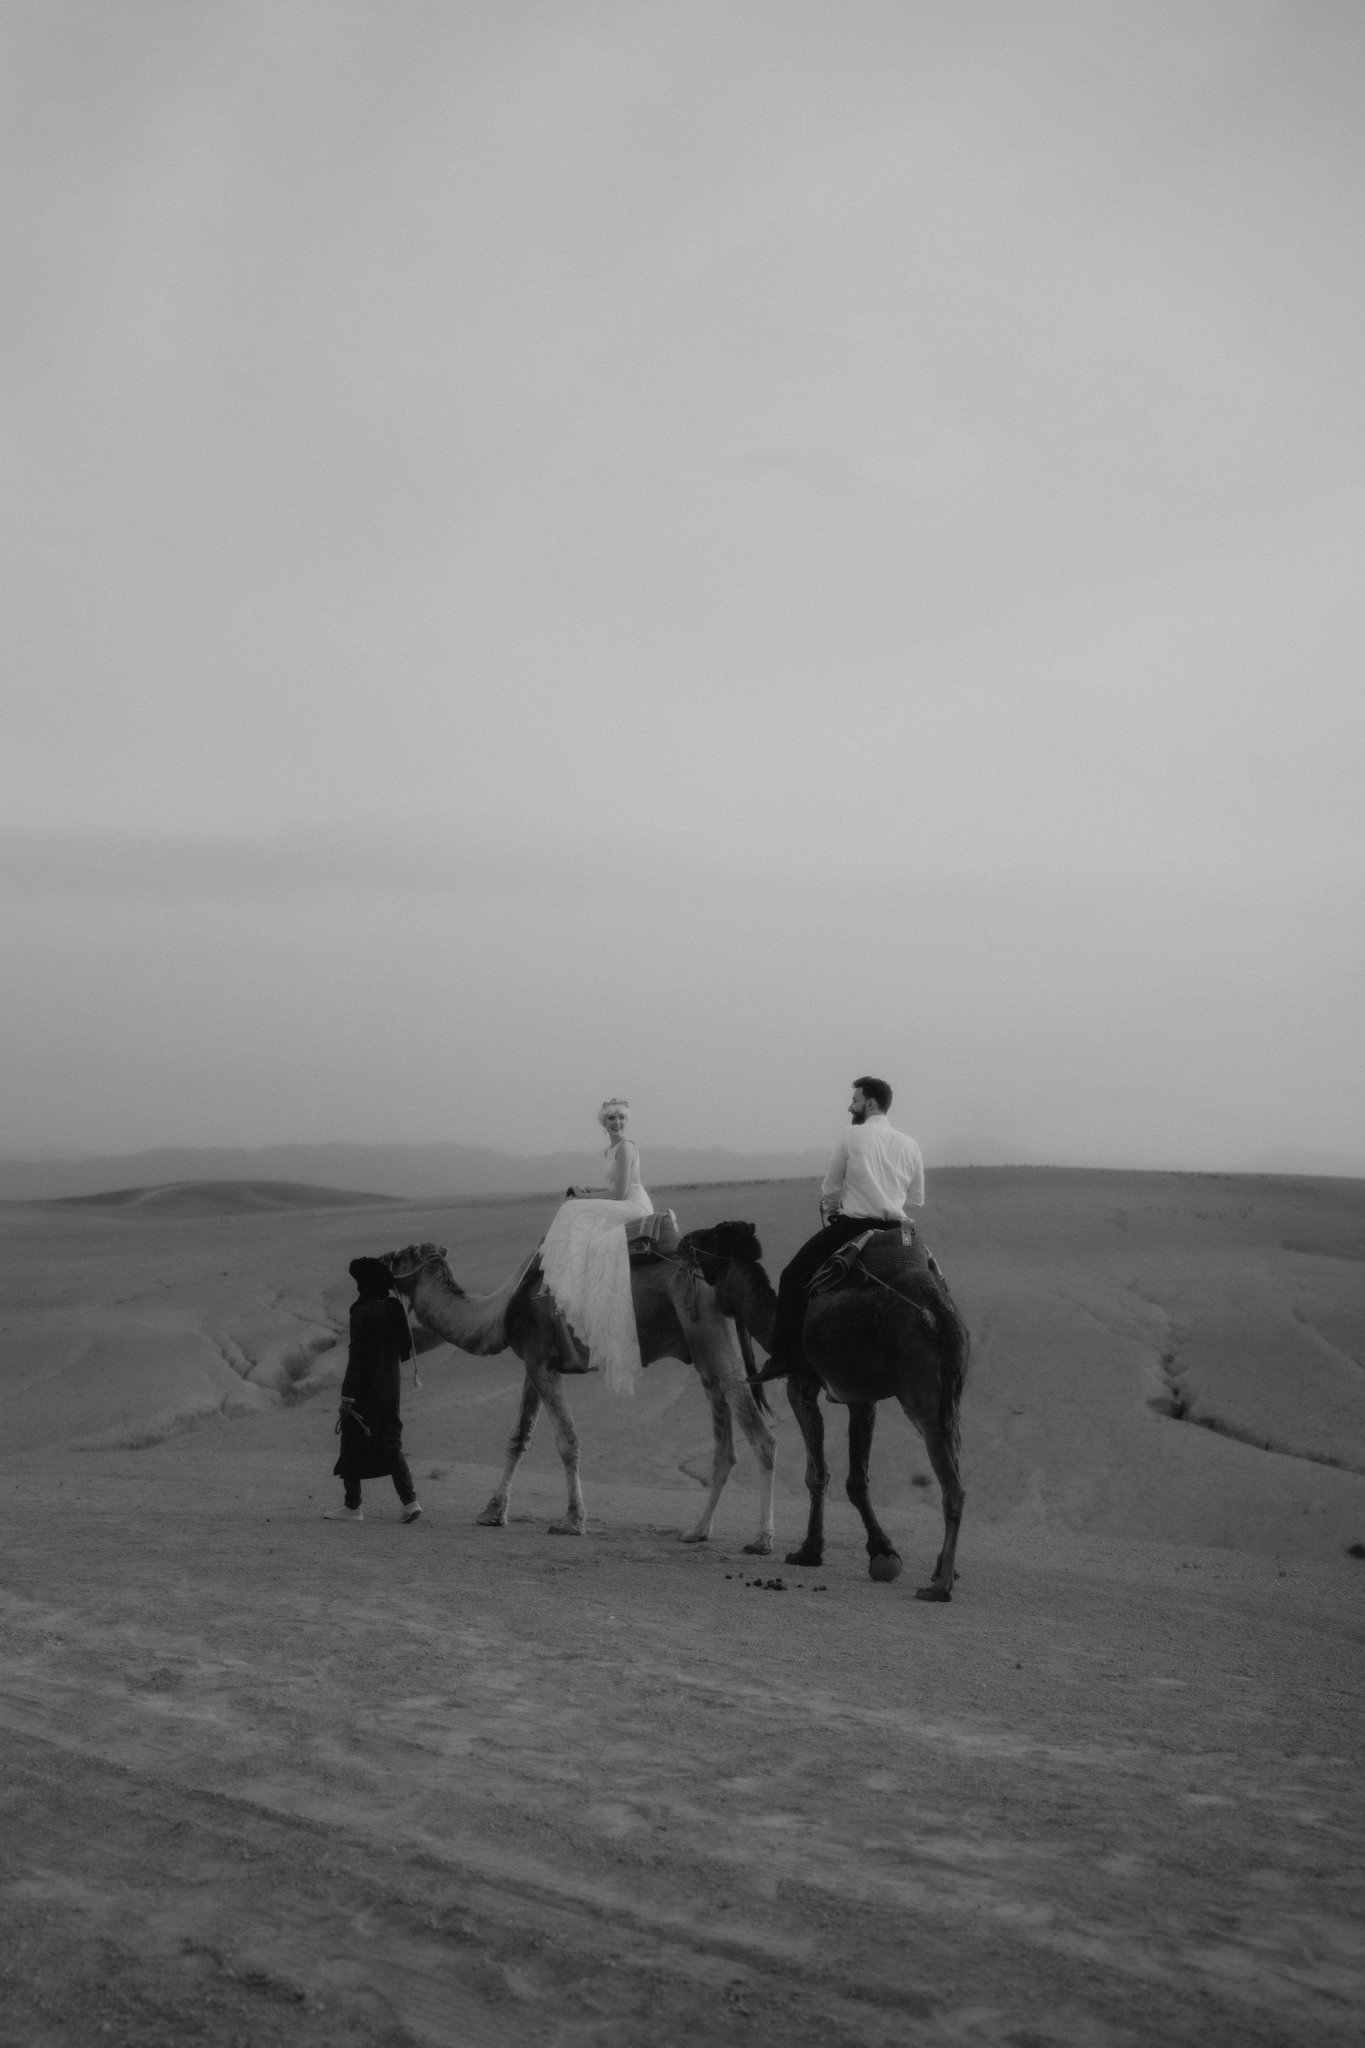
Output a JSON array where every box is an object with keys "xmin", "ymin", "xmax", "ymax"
[
  {"xmin": 680, "ymin": 1370, "xmax": 737, "ymax": 1545},
  {"xmin": 910, "ymin": 1412, "xmax": 964, "ymax": 1601},
  {"xmin": 475, "ymin": 1369, "xmax": 586, "ymax": 1535},
  {"xmin": 475, "ymin": 1374, "xmax": 540, "ymax": 1526},
  {"xmin": 784, "ymin": 1371, "xmax": 828, "ymax": 1567},
  {"xmin": 728, "ymin": 1380, "xmax": 777, "ymax": 1556},
  {"xmin": 844, "ymin": 1401, "xmax": 900, "ymax": 1578},
  {"xmin": 536, "ymin": 1367, "xmax": 587, "ymax": 1535}
]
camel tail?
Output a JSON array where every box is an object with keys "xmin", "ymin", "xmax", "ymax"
[
  {"xmin": 939, "ymin": 1301, "xmax": 970, "ymax": 1458},
  {"xmin": 734, "ymin": 1321, "xmax": 772, "ymax": 1415}
]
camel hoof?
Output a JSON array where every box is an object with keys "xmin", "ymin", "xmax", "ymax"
[
  {"xmin": 679, "ymin": 1529, "xmax": 709, "ymax": 1546},
  {"xmin": 785, "ymin": 1548, "xmax": 823, "ymax": 1568},
  {"xmin": 475, "ymin": 1501, "xmax": 508, "ymax": 1527},
  {"xmin": 914, "ymin": 1582, "xmax": 952, "ymax": 1602},
  {"xmin": 742, "ymin": 1536, "xmax": 774, "ymax": 1556},
  {"xmin": 868, "ymin": 1551, "xmax": 903, "ymax": 1583},
  {"xmin": 548, "ymin": 1518, "xmax": 586, "ymax": 1537}
]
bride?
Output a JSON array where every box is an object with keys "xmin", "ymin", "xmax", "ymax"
[{"xmin": 540, "ymin": 1098, "xmax": 653, "ymax": 1395}]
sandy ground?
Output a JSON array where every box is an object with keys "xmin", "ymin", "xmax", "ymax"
[{"xmin": 1, "ymin": 1168, "xmax": 1363, "ymax": 2046}]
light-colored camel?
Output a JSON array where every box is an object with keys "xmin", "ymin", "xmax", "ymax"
[
  {"xmin": 686, "ymin": 1220, "xmax": 970, "ymax": 1600},
  {"xmin": 379, "ymin": 1234, "xmax": 778, "ymax": 1554}
]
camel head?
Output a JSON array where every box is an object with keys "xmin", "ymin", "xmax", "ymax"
[
  {"xmin": 679, "ymin": 1220, "xmax": 775, "ymax": 1335},
  {"xmin": 681, "ymin": 1220, "xmax": 764, "ymax": 1268},
  {"xmin": 378, "ymin": 1242, "xmax": 465, "ymax": 1297}
]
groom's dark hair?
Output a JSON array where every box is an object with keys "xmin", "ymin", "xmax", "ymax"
[{"xmin": 853, "ymin": 1075, "xmax": 892, "ymax": 1113}]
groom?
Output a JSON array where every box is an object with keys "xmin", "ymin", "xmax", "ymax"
[{"xmin": 761, "ymin": 1076, "xmax": 925, "ymax": 1381}]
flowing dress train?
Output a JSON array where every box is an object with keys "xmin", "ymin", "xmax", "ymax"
[{"xmin": 540, "ymin": 1139, "xmax": 653, "ymax": 1395}]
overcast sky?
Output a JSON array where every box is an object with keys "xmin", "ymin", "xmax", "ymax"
[{"xmin": 2, "ymin": 1, "xmax": 1362, "ymax": 1171}]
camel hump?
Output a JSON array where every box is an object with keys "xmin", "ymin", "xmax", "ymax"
[
  {"xmin": 854, "ymin": 1237, "xmax": 964, "ymax": 1351},
  {"xmin": 859, "ymin": 1231, "xmax": 934, "ymax": 1287}
]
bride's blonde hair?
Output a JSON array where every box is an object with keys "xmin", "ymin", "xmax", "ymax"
[{"xmin": 597, "ymin": 1098, "xmax": 630, "ymax": 1128}]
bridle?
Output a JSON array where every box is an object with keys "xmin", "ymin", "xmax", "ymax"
[{"xmin": 385, "ymin": 1245, "xmax": 453, "ymax": 1287}]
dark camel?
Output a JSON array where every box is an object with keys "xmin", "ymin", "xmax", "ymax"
[
  {"xmin": 685, "ymin": 1221, "xmax": 970, "ymax": 1599},
  {"xmin": 378, "ymin": 1234, "xmax": 778, "ymax": 1552}
]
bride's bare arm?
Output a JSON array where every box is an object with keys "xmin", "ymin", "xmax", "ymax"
[
  {"xmin": 607, "ymin": 1142, "xmax": 634, "ymax": 1200},
  {"xmin": 571, "ymin": 1142, "xmax": 635, "ymax": 1200}
]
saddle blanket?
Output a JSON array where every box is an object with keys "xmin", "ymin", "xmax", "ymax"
[
  {"xmin": 808, "ymin": 1223, "xmax": 942, "ymax": 1298},
  {"xmin": 627, "ymin": 1209, "xmax": 681, "ymax": 1260}
]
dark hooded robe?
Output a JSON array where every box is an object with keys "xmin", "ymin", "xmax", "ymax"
[{"xmin": 333, "ymin": 1260, "xmax": 414, "ymax": 1485}]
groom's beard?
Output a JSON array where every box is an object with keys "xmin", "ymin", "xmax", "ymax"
[{"xmin": 850, "ymin": 1109, "xmax": 867, "ymax": 1125}]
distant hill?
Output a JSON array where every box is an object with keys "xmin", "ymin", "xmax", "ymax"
[
  {"xmin": 7, "ymin": 1138, "xmax": 1361, "ymax": 1204},
  {"xmin": 928, "ymin": 1135, "xmax": 1051, "ymax": 1168},
  {"xmin": 0, "ymin": 1141, "xmax": 832, "ymax": 1205},
  {"xmin": 1236, "ymin": 1148, "xmax": 1365, "ymax": 1181},
  {"xmin": 53, "ymin": 1180, "xmax": 404, "ymax": 1216}
]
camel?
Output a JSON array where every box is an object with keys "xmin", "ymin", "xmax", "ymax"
[
  {"xmin": 378, "ymin": 1231, "xmax": 778, "ymax": 1553},
  {"xmin": 685, "ymin": 1220, "xmax": 970, "ymax": 1600}
]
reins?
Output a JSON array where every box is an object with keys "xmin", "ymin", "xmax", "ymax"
[
  {"xmin": 650, "ymin": 1239, "xmax": 716, "ymax": 1320},
  {"xmin": 819, "ymin": 1256, "xmax": 945, "ymax": 1319},
  {"xmin": 383, "ymin": 1248, "xmax": 455, "ymax": 1388},
  {"xmin": 665, "ymin": 1238, "xmax": 769, "ymax": 1353},
  {"xmin": 399, "ymin": 1293, "xmax": 421, "ymax": 1388}
]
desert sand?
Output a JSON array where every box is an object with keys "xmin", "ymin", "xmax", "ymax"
[{"xmin": 1, "ymin": 1167, "xmax": 1362, "ymax": 2046}]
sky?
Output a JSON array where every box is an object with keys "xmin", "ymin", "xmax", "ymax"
[{"xmin": 2, "ymin": 0, "xmax": 1362, "ymax": 1171}]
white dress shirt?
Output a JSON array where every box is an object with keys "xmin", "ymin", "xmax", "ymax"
[{"xmin": 820, "ymin": 1114, "xmax": 925, "ymax": 1222}]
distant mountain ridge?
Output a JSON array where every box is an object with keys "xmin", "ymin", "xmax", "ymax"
[
  {"xmin": 1235, "ymin": 1147, "xmax": 1365, "ymax": 1181},
  {"xmin": 53, "ymin": 1180, "xmax": 404, "ymax": 1215},
  {"xmin": 4, "ymin": 1138, "xmax": 1359, "ymax": 1204},
  {"xmin": 0, "ymin": 1140, "xmax": 833, "ymax": 1205}
]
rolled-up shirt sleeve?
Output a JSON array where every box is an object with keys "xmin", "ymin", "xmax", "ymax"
[{"xmin": 820, "ymin": 1139, "xmax": 849, "ymax": 1209}]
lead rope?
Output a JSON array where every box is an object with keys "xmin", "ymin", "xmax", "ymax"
[{"xmin": 397, "ymin": 1289, "xmax": 422, "ymax": 1389}]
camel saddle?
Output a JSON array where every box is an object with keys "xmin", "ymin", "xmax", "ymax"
[
  {"xmin": 627, "ymin": 1209, "xmax": 681, "ymax": 1262},
  {"xmin": 807, "ymin": 1222, "xmax": 940, "ymax": 1299}
]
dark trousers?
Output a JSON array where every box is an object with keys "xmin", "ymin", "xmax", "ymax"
[
  {"xmin": 769, "ymin": 1216, "xmax": 904, "ymax": 1371},
  {"xmin": 343, "ymin": 1451, "xmax": 416, "ymax": 1511}
]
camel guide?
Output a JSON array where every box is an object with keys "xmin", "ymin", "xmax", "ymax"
[{"xmin": 327, "ymin": 1257, "xmax": 423, "ymax": 1524}]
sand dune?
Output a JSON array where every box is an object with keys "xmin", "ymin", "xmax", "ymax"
[
  {"xmin": 1, "ymin": 1169, "xmax": 1362, "ymax": 2043},
  {"xmin": 13, "ymin": 1166, "xmax": 1359, "ymax": 1551}
]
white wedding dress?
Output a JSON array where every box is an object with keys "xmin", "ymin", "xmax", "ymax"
[{"xmin": 540, "ymin": 1139, "xmax": 653, "ymax": 1395}]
